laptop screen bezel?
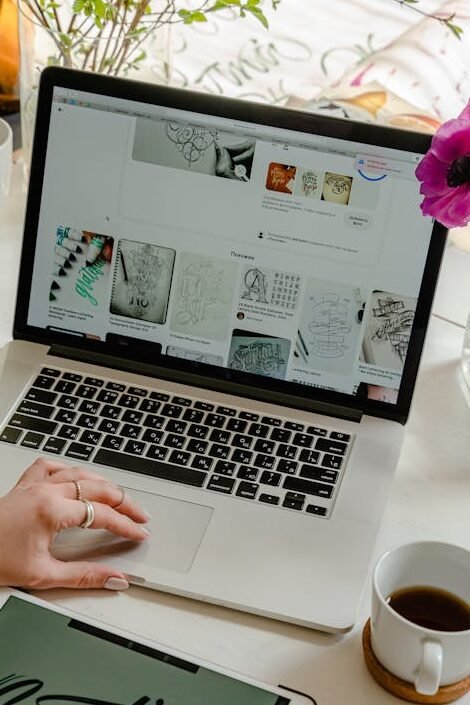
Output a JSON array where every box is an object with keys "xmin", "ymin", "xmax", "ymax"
[{"xmin": 13, "ymin": 66, "xmax": 447, "ymax": 425}]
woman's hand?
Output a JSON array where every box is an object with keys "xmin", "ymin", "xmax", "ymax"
[{"xmin": 0, "ymin": 458, "xmax": 150, "ymax": 590}]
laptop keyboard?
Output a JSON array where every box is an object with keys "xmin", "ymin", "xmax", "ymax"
[{"xmin": 0, "ymin": 367, "xmax": 354, "ymax": 518}]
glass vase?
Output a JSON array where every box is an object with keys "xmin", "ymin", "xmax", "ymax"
[{"xmin": 17, "ymin": 0, "xmax": 172, "ymax": 179}]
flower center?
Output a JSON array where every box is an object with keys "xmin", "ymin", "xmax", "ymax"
[{"xmin": 447, "ymin": 154, "xmax": 470, "ymax": 188}]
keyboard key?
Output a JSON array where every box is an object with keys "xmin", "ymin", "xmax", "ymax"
[
  {"xmin": 57, "ymin": 425, "xmax": 80, "ymax": 440},
  {"xmin": 260, "ymin": 470, "xmax": 281, "ymax": 486},
  {"xmin": 146, "ymin": 445, "xmax": 169, "ymax": 461},
  {"xmin": 293, "ymin": 433, "xmax": 313, "ymax": 448},
  {"xmin": 236, "ymin": 481, "xmax": 258, "ymax": 499},
  {"xmin": 248, "ymin": 423, "xmax": 269, "ymax": 438},
  {"xmin": 143, "ymin": 414, "xmax": 165, "ymax": 429},
  {"xmin": 84, "ymin": 377, "xmax": 104, "ymax": 387},
  {"xmin": 254, "ymin": 454, "xmax": 275, "ymax": 470},
  {"xmin": 78, "ymin": 400, "xmax": 100, "ymax": 415},
  {"xmin": 76, "ymin": 385, "xmax": 98, "ymax": 399},
  {"xmin": 237, "ymin": 466, "xmax": 259, "ymax": 482},
  {"xmin": 254, "ymin": 439, "xmax": 275, "ymax": 454},
  {"xmin": 231, "ymin": 448, "xmax": 253, "ymax": 464},
  {"xmin": 205, "ymin": 413, "xmax": 225, "ymax": 428},
  {"xmin": 149, "ymin": 391, "xmax": 170, "ymax": 401},
  {"xmin": 300, "ymin": 466, "xmax": 338, "ymax": 484},
  {"xmin": 261, "ymin": 416, "xmax": 281, "ymax": 427},
  {"xmin": 284, "ymin": 421, "xmax": 304, "ymax": 431},
  {"xmin": 25, "ymin": 388, "xmax": 57, "ymax": 405},
  {"xmin": 43, "ymin": 437, "xmax": 67, "ymax": 454},
  {"xmin": 63, "ymin": 372, "xmax": 82, "ymax": 382},
  {"xmin": 306, "ymin": 504, "xmax": 327, "ymax": 516},
  {"xmin": 80, "ymin": 430, "xmax": 102, "ymax": 446},
  {"xmin": 119, "ymin": 394, "xmax": 140, "ymax": 409},
  {"xmin": 187, "ymin": 424, "xmax": 209, "ymax": 439},
  {"xmin": 277, "ymin": 459, "xmax": 298, "ymax": 474},
  {"xmin": 106, "ymin": 381, "xmax": 125, "ymax": 392},
  {"xmin": 54, "ymin": 408, "xmax": 77, "ymax": 424},
  {"xmin": 57, "ymin": 394, "xmax": 80, "ymax": 410},
  {"xmin": 208, "ymin": 444, "xmax": 230, "ymax": 460},
  {"xmin": 169, "ymin": 450, "xmax": 191, "ymax": 466},
  {"xmin": 94, "ymin": 448, "xmax": 207, "ymax": 487},
  {"xmin": 330, "ymin": 431, "xmax": 350, "ymax": 442},
  {"xmin": 172, "ymin": 396, "xmax": 191, "ymax": 406},
  {"xmin": 187, "ymin": 439, "xmax": 208, "ymax": 454},
  {"xmin": 315, "ymin": 438, "xmax": 347, "ymax": 455},
  {"xmin": 21, "ymin": 431, "xmax": 45, "ymax": 450},
  {"xmin": 194, "ymin": 401, "xmax": 214, "ymax": 411},
  {"xmin": 299, "ymin": 449, "xmax": 320, "ymax": 464},
  {"xmin": 142, "ymin": 429, "xmax": 163, "ymax": 444},
  {"xmin": 182, "ymin": 408, "xmax": 204, "ymax": 423},
  {"xmin": 18, "ymin": 400, "xmax": 54, "ymax": 419},
  {"xmin": 161, "ymin": 403, "xmax": 183, "ymax": 418},
  {"xmin": 258, "ymin": 493, "xmax": 279, "ymax": 505},
  {"xmin": 32, "ymin": 374, "xmax": 55, "ymax": 389},
  {"xmin": 191, "ymin": 455, "xmax": 214, "ymax": 471},
  {"xmin": 283, "ymin": 476, "xmax": 333, "ymax": 498},
  {"xmin": 98, "ymin": 419, "xmax": 120, "ymax": 434},
  {"xmin": 210, "ymin": 429, "xmax": 231, "ymax": 444},
  {"xmin": 321, "ymin": 454, "xmax": 343, "ymax": 470},
  {"xmin": 66, "ymin": 442, "xmax": 94, "ymax": 461},
  {"xmin": 102, "ymin": 435, "xmax": 124, "ymax": 450},
  {"xmin": 226, "ymin": 418, "xmax": 247, "ymax": 433},
  {"xmin": 8, "ymin": 414, "xmax": 57, "ymax": 435},
  {"xmin": 97, "ymin": 389, "xmax": 119, "ymax": 404},
  {"xmin": 282, "ymin": 492, "xmax": 305, "ymax": 510},
  {"xmin": 0, "ymin": 426, "xmax": 22, "ymax": 444},
  {"xmin": 270, "ymin": 427, "xmax": 291, "ymax": 443},
  {"xmin": 207, "ymin": 475, "xmax": 235, "ymax": 494},
  {"xmin": 128, "ymin": 386, "xmax": 147, "ymax": 397},
  {"xmin": 124, "ymin": 440, "xmax": 146, "ymax": 456},
  {"xmin": 40, "ymin": 367, "xmax": 61, "ymax": 378},
  {"xmin": 77, "ymin": 413, "xmax": 97, "ymax": 429},
  {"xmin": 165, "ymin": 419, "xmax": 187, "ymax": 434},
  {"xmin": 54, "ymin": 381, "xmax": 77, "ymax": 394},
  {"xmin": 120, "ymin": 424, "xmax": 141, "ymax": 439},
  {"xmin": 232, "ymin": 434, "xmax": 253, "ymax": 449},
  {"xmin": 99, "ymin": 404, "xmax": 122, "ymax": 419},
  {"xmin": 276, "ymin": 444, "xmax": 297, "ymax": 459},
  {"xmin": 122, "ymin": 409, "xmax": 143, "ymax": 424},
  {"xmin": 139, "ymin": 399, "xmax": 161, "ymax": 414},
  {"xmin": 306, "ymin": 426, "xmax": 328, "ymax": 437},
  {"xmin": 163, "ymin": 433, "xmax": 185, "ymax": 449},
  {"xmin": 214, "ymin": 460, "xmax": 236, "ymax": 476},
  {"xmin": 239, "ymin": 411, "xmax": 258, "ymax": 421},
  {"xmin": 216, "ymin": 406, "xmax": 236, "ymax": 416}
]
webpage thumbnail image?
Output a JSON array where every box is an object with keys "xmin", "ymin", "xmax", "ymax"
[
  {"xmin": 132, "ymin": 118, "xmax": 256, "ymax": 182},
  {"xmin": 51, "ymin": 225, "xmax": 113, "ymax": 311},
  {"xmin": 228, "ymin": 329, "xmax": 291, "ymax": 380},
  {"xmin": 110, "ymin": 239, "xmax": 175, "ymax": 324}
]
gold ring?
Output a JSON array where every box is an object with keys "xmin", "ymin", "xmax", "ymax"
[
  {"xmin": 113, "ymin": 487, "xmax": 126, "ymax": 509},
  {"xmin": 72, "ymin": 479, "xmax": 82, "ymax": 501},
  {"xmin": 79, "ymin": 499, "xmax": 94, "ymax": 529}
]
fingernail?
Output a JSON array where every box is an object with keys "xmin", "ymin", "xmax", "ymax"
[
  {"xmin": 140, "ymin": 526, "xmax": 151, "ymax": 536},
  {"xmin": 142, "ymin": 510, "xmax": 152, "ymax": 521},
  {"xmin": 104, "ymin": 577, "xmax": 129, "ymax": 591}
]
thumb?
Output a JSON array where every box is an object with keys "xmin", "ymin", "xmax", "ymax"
[{"xmin": 47, "ymin": 559, "xmax": 130, "ymax": 590}]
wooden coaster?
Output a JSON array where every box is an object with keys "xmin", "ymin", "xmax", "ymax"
[{"xmin": 362, "ymin": 619, "xmax": 470, "ymax": 704}]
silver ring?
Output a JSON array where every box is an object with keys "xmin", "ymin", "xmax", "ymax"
[
  {"xmin": 113, "ymin": 487, "xmax": 125, "ymax": 509},
  {"xmin": 79, "ymin": 499, "xmax": 94, "ymax": 529},
  {"xmin": 72, "ymin": 479, "xmax": 82, "ymax": 501}
]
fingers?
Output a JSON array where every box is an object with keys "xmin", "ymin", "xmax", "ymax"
[
  {"xmin": 60, "ymin": 498, "xmax": 150, "ymax": 542},
  {"xmin": 61, "ymin": 479, "xmax": 149, "ymax": 524},
  {"xmin": 16, "ymin": 457, "xmax": 71, "ymax": 484},
  {"xmin": 39, "ymin": 558, "xmax": 131, "ymax": 591}
]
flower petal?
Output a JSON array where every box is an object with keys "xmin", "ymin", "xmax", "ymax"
[
  {"xmin": 458, "ymin": 101, "xmax": 470, "ymax": 121},
  {"xmin": 431, "ymin": 118, "xmax": 470, "ymax": 163},
  {"xmin": 420, "ymin": 184, "xmax": 470, "ymax": 228},
  {"xmin": 416, "ymin": 151, "xmax": 449, "ymax": 196}
]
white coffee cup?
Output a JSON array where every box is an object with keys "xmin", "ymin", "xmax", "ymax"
[
  {"xmin": 0, "ymin": 117, "xmax": 13, "ymax": 209},
  {"xmin": 371, "ymin": 541, "xmax": 470, "ymax": 695}
]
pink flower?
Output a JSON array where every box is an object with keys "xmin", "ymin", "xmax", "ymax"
[{"xmin": 416, "ymin": 101, "xmax": 470, "ymax": 228}]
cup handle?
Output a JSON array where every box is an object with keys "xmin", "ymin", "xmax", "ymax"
[{"xmin": 414, "ymin": 640, "xmax": 443, "ymax": 695}]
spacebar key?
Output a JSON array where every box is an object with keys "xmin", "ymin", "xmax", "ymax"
[{"xmin": 94, "ymin": 448, "xmax": 207, "ymax": 487}]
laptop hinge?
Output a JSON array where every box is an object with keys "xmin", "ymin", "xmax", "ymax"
[{"xmin": 49, "ymin": 345, "xmax": 363, "ymax": 424}]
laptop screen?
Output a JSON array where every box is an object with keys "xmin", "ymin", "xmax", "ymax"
[{"xmin": 20, "ymin": 70, "xmax": 444, "ymax": 420}]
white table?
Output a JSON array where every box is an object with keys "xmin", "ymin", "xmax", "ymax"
[{"xmin": 1, "ymin": 160, "xmax": 470, "ymax": 704}]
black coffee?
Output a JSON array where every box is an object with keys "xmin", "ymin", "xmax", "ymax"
[{"xmin": 387, "ymin": 585, "xmax": 470, "ymax": 632}]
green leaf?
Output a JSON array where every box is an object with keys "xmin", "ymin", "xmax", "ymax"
[
  {"xmin": 245, "ymin": 5, "xmax": 268, "ymax": 27},
  {"xmin": 446, "ymin": 20, "xmax": 463, "ymax": 39},
  {"xmin": 72, "ymin": 0, "xmax": 85, "ymax": 11},
  {"xmin": 93, "ymin": 0, "xmax": 106, "ymax": 19},
  {"xmin": 58, "ymin": 32, "xmax": 72, "ymax": 48}
]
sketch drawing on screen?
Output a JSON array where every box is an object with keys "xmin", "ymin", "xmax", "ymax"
[
  {"xmin": 361, "ymin": 290, "xmax": 416, "ymax": 371},
  {"xmin": 240, "ymin": 266, "xmax": 301, "ymax": 311},
  {"xmin": 228, "ymin": 330, "xmax": 290, "ymax": 380}
]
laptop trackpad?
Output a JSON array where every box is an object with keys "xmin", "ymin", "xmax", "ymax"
[{"xmin": 53, "ymin": 489, "xmax": 213, "ymax": 575}]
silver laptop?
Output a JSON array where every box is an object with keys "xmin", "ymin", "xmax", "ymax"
[{"xmin": 0, "ymin": 67, "xmax": 446, "ymax": 632}]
